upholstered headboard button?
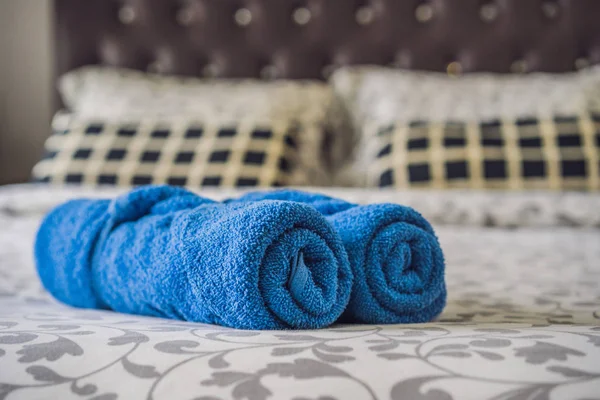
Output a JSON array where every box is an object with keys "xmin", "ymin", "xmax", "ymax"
[
  {"xmin": 414, "ymin": 3, "xmax": 434, "ymax": 23},
  {"xmin": 575, "ymin": 57, "xmax": 590, "ymax": 70},
  {"xmin": 260, "ymin": 64, "xmax": 278, "ymax": 79},
  {"xmin": 118, "ymin": 5, "xmax": 136, "ymax": 24},
  {"xmin": 510, "ymin": 59, "xmax": 528, "ymax": 74},
  {"xmin": 355, "ymin": 6, "xmax": 375, "ymax": 25},
  {"xmin": 479, "ymin": 2, "xmax": 499, "ymax": 22},
  {"xmin": 292, "ymin": 7, "xmax": 311, "ymax": 25},
  {"xmin": 446, "ymin": 61, "xmax": 462, "ymax": 77},
  {"xmin": 176, "ymin": 6, "xmax": 195, "ymax": 26},
  {"xmin": 542, "ymin": 1, "xmax": 560, "ymax": 19},
  {"xmin": 321, "ymin": 64, "xmax": 336, "ymax": 79},
  {"xmin": 393, "ymin": 50, "xmax": 412, "ymax": 69},
  {"xmin": 234, "ymin": 8, "xmax": 252, "ymax": 26},
  {"xmin": 201, "ymin": 63, "xmax": 219, "ymax": 77}
]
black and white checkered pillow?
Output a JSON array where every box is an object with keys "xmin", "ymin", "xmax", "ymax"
[
  {"xmin": 32, "ymin": 114, "xmax": 304, "ymax": 188},
  {"xmin": 365, "ymin": 114, "xmax": 600, "ymax": 190}
]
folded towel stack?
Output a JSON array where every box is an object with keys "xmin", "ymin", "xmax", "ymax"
[
  {"xmin": 35, "ymin": 186, "xmax": 353, "ymax": 330},
  {"xmin": 232, "ymin": 190, "xmax": 447, "ymax": 324},
  {"xmin": 35, "ymin": 186, "xmax": 446, "ymax": 329}
]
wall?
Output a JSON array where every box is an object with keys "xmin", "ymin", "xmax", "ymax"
[{"xmin": 0, "ymin": 0, "xmax": 53, "ymax": 185}]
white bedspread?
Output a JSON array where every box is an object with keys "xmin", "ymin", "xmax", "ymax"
[{"xmin": 0, "ymin": 185, "xmax": 599, "ymax": 400}]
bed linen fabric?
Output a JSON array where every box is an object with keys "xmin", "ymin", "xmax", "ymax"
[{"xmin": 1, "ymin": 185, "xmax": 599, "ymax": 400}]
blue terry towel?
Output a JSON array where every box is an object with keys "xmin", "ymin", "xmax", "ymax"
[
  {"xmin": 34, "ymin": 186, "xmax": 353, "ymax": 330},
  {"xmin": 231, "ymin": 190, "xmax": 446, "ymax": 324}
]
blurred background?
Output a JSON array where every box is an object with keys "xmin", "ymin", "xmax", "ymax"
[
  {"xmin": 0, "ymin": 1, "xmax": 53, "ymax": 185},
  {"xmin": 1, "ymin": 0, "xmax": 599, "ymax": 191}
]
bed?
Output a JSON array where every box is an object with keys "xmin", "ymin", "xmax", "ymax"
[
  {"xmin": 2, "ymin": 0, "xmax": 600, "ymax": 399},
  {"xmin": 1, "ymin": 185, "xmax": 599, "ymax": 399}
]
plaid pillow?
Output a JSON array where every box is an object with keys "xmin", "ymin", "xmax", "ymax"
[
  {"xmin": 365, "ymin": 114, "xmax": 600, "ymax": 191},
  {"xmin": 32, "ymin": 114, "xmax": 303, "ymax": 188}
]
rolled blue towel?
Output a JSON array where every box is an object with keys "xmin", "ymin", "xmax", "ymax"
[
  {"xmin": 231, "ymin": 190, "xmax": 446, "ymax": 324},
  {"xmin": 34, "ymin": 186, "xmax": 353, "ymax": 330}
]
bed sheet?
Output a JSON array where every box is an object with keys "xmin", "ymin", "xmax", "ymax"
[{"xmin": 0, "ymin": 185, "xmax": 599, "ymax": 400}]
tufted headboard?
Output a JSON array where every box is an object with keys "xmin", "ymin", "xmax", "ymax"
[{"xmin": 55, "ymin": 0, "xmax": 600, "ymax": 84}]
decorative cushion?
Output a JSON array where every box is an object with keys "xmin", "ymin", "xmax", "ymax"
[
  {"xmin": 331, "ymin": 66, "xmax": 600, "ymax": 127},
  {"xmin": 330, "ymin": 66, "xmax": 600, "ymax": 189},
  {"xmin": 32, "ymin": 113, "xmax": 304, "ymax": 188},
  {"xmin": 58, "ymin": 67, "xmax": 350, "ymax": 184},
  {"xmin": 365, "ymin": 115, "xmax": 600, "ymax": 191}
]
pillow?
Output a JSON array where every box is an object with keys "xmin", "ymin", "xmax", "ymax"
[
  {"xmin": 58, "ymin": 67, "xmax": 349, "ymax": 184},
  {"xmin": 32, "ymin": 112, "xmax": 305, "ymax": 188},
  {"xmin": 330, "ymin": 66, "xmax": 600, "ymax": 189},
  {"xmin": 364, "ymin": 115, "xmax": 600, "ymax": 191},
  {"xmin": 331, "ymin": 66, "xmax": 600, "ymax": 127}
]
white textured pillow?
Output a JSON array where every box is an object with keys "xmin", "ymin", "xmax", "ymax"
[
  {"xmin": 331, "ymin": 66, "xmax": 600, "ymax": 127},
  {"xmin": 59, "ymin": 66, "xmax": 347, "ymax": 185}
]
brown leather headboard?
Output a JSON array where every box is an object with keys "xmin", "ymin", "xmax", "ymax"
[{"xmin": 55, "ymin": 0, "xmax": 600, "ymax": 83}]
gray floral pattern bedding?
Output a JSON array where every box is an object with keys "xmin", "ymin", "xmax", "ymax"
[{"xmin": 0, "ymin": 185, "xmax": 599, "ymax": 400}]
